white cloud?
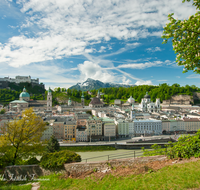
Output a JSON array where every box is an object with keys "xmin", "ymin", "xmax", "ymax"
[
  {"xmin": 0, "ymin": 0, "xmax": 196, "ymax": 67},
  {"xmin": 98, "ymin": 46, "xmax": 106, "ymax": 53},
  {"xmin": 135, "ymin": 80, "xmax": 153, "ymax": 85},
  {"xmin": 77, "ymin": 61, "xmax": 117, "ymax": 83},
  {"xmin": 117, "ymin": 59, "xmax": 177, "ymax": 69},
  {"xmin": 146, "ymin": 47, "xmax": 162, "ymax": 52},
  {"xmin": 187, "ymin": 74, "xmax": 200, "ymax": 79},
  {"xmin": 176, "ymin": 76, "xmax": 180, "ymax": 78},
  {"xmin": 122, "ymin": 76, "xmax": 131, "ymax": 85},
  {"xmin": 117, "ymin": 60, "xmax": 162, "ymax": 69}
]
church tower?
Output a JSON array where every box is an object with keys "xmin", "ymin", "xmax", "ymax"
[
  {"xmin": 130, "ymin": 104, "xmax": 135, "ymax": 120},
  {"xmin": 97, "ymin": 90, "xmax": 101, "ymax": 99},
  {"xmin": 47, "ymin": 87, "xmax": 52, "ymax": 111},
  {"xmin": 81, "ymin": 91, "xmax": 85, "ymax": 106}
]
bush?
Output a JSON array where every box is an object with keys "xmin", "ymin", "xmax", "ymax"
[
  {"xmin": 142, "ymin": 144, "xmax": 166, "ymax": 156},
  {"xmin": 168, "ymin": 131, "xmax": 200, "ymax": 159},
  {"xmin": 0, "ymin": 156, "xmax": 12, "ymax": 168},
  {"xmin": 40, "ymin": 150, "xmax": 81, "ymax": 169},
  {"xmin": 24, "ymin": 157, "xmax": 40, "ymax": 165},
  {"xmin": 142, "ymin": 130, "xmax": 200, "ymax": 159}
]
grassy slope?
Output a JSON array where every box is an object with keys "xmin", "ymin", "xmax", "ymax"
[
  {"xmin": 2, "ymin": 159, "xmax": 199, "ymax": 190},
  {"xmin": 38, "ymin": 160, "xmax": 200, "ymax": 190}
]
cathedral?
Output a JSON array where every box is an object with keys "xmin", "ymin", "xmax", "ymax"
[
  {"xmin": 138, "ymin": 92, "xmax": 160, "ymax": 113},
  {"xmin": 9, "ymin": 87, "xmax": 52, "ymax": 113}
]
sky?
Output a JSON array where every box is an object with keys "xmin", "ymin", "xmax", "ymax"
[{"xmin": 0, "ymin": 0, "xmax": 199, "ymax": 90}]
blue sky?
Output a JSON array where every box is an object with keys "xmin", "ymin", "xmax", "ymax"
[{"xmin": 0, "ymin": 0, "xmax": 199, "ymax": 89}]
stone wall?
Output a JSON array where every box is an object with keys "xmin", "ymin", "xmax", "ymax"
[{"xmin": 3, "ymin": 156, "xmax": 166, "ymax": 179}]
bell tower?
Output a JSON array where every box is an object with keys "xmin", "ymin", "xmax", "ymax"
[
  {"xmin": 81, "ymin": 91, "xmax": 85, "ymax": 106},
  {"xmin": 47, "ymin": 87, "xmax": 52, "ymax": 111}
]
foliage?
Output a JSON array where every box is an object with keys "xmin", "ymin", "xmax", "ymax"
[
  {"xmin": 99, "ymin": 83, "xmax": 199, "ymax": 103},
  {"xmin": 162, "ymin": 0, "xmax": 200, "ymax": 73},
  {"xmin": 24, "ymin": 157, "xmax": 40, "ymax": 165},
  {"xmin": 40, "ymin": 150, "xmax": 81, "ymax": 169},
  {"xmin": 167, "ymin": 131, "xmax": 200, "ymax": 159},
  {"xmin": 0, "ymin": 108, "xmax": 46, "ymax": 165},
  {"xmin": 0, "ymin": 109, "xmax": 5, "ymax": 114},
  {"xmin": 0, "ymin": 82, "xmax": 45, "ymax": 104},
  {"xmin": 86, "ymin": 110, "xmax": 92, "ymax": 115},
  {"xmin": 142, "ymin": 144, "xmax": 166, "ymax": 156},
  {"xmin": 143, "ymin": 130, "xmax": 200, "ymax": 159},
  {"xmin": 46, "ymin": 135, "xmax": 60, "ymax": 153},
  {"xmin": 9, "ymin": 82, "xmax": 45, "ymax": 94}
]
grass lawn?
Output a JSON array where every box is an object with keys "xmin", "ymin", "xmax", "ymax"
[
  {"xmin": 3, "ymin": 159, "xmax": 200, "ymax": 190},
  {"xmin": 60, "ymin": 146, "xmax": 116, "ymax": 152},
  {"xmin": 38, "ymin": 160, "xmax": 200, "ymax": 190}
]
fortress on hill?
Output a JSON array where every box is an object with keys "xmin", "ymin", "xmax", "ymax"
[{"xmin": 0, "ymin": 75, "xmax": 39, "ymax": 84}]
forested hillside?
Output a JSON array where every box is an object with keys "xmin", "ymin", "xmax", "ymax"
[
  {"xmin": 1, "ymin": 83, "xmax": 200, "ymax": 107},
  {"xmin": 90, "ymin": 83, "xmax": 200, "ymax": 103},
  {"xmin": 0, "ymin": 82, "xmax": 45, "ymax": 106}
]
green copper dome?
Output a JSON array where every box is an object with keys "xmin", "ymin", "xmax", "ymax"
[
  {"xmin": 48, "ymin": 87, "xmax": 52, "ymax": 93},
  {"xmin": 19, "ymin": 87, "xmax": 30, "ymax": 98},
  {"xmin": 81, "ymin": 91, "xmax": 84, "ymax": 98}
]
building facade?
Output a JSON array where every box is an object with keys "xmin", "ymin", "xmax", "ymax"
[{"xmin": 138, "ymin": 92, "xmax": 160, "ymax": 113}]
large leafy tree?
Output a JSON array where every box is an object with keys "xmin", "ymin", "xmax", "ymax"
[
  {"xmin": 162, "ymin": 0, "xmax": 200, "ymax": 73},
  {"xmin": 0, "ymin": 108, "xmax": 46, "ymax": 165}
]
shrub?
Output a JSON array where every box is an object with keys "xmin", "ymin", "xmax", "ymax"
[
  {"xmin": 0, "ymin": 156, "xmax": 12, "ymax": 168},
  {"xmin": 142, "ymin": 130, "xmax": 200, "ymax": 159},
  {"xmin": 168, "ymin": 131, "xmax": 200, "ymax": 159},
  {"xmin": 142, "ymin": 144, "xmax": 166, "ymax": 156},
  {"xmin": 40, "ymin": 150, "xmax": 81, "ymax": 169},
  {"xmin": 24, "ymin": 157, "xmax": 40, "ymax": 165}
]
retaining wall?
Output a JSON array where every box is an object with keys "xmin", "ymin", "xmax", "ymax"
[{"xmin": 3, "ymin": 155, "xmax": 166, "ymax": 179}]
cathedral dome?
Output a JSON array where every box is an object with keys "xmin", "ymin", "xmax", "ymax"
[
  {"xmin": 144, "ymin": 92, "xmax": 150, "ymax": 98},
  {"xmin": 19, "ymin": 87, "xmax": 30, "ymax": 98}
]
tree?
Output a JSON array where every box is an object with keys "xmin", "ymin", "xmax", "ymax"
[
  {"xmin": 0, "ymin": 109, "xmax": 5, "ymax": 114},
  {"xmin": 162, "ymin": 0, "xmax": 200, "ymax": 73},
  {"xmin": 0, "ymin": 108, "xmax": 46, "ymax": 165},
  {"xmin": 46, "ymin": 135, "xmax": 60, "ymax": 153}
]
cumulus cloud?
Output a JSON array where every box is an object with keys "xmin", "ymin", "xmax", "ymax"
[
  {"xmin": 0, "ymin": 0, "xmax": 196, "ymax": 67},
  {"xmin": 77, "ymin": 61, "xmax": 117, "ymax": 83},
  {"xmin": 122, "ymin": 76, "xmax": 131, "ymax": 85},
  {"xmin": 135, "ymin": 80, "xmax": 153, "ymax": 85}
]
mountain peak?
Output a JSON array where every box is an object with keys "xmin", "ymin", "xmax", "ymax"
[{"xmin": 69, "ymin": 78, "xmax": 134, "ymax": 91}]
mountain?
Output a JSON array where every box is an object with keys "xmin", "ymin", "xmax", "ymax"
[{"xmin": 69, "ymin": 78, "xmax": 135, "ymax": 91}]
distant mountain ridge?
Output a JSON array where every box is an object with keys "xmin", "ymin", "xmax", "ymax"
[{"xmin": 69, "ymin": 78, "xmax": 135, "ymax": 91}]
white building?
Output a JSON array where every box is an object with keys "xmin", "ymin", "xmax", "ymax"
[
  {"xmin": 0, "ymin": 75, "xmax": 39, "ymax": 84},
  {"xmin": 115, "ymin": 119, "xmax": 129, "ymax": 137},
  {"xmin": 138, "ymin": 92, "xmax": 160, "ymax": 113},
  {"xmin": 133, "ymin": 119, "xmax": 162, "ymax": 136}
]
